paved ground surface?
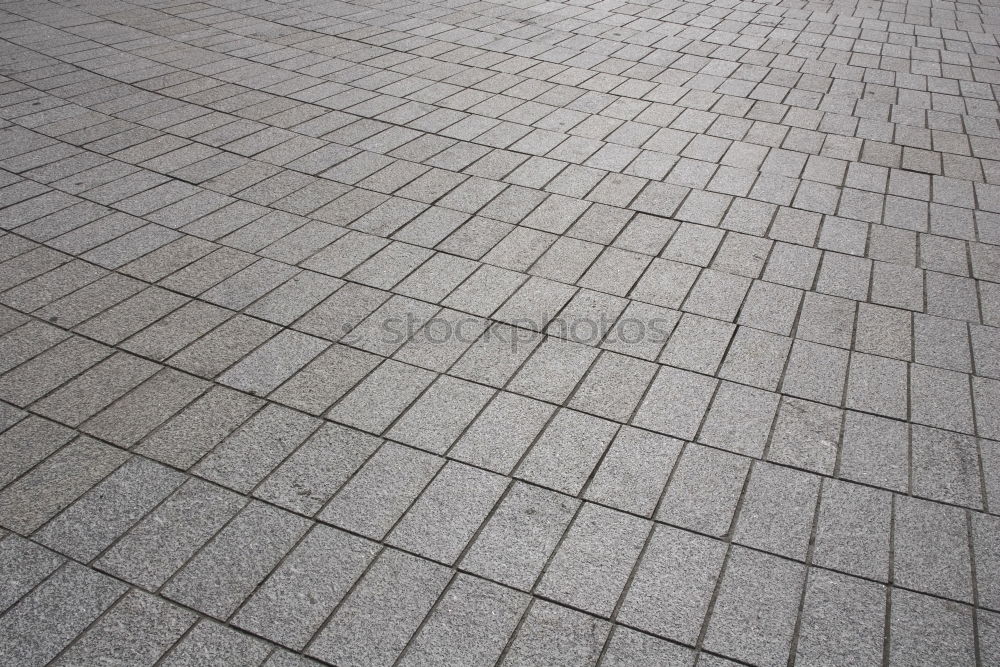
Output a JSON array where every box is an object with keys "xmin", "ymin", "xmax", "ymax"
[{"xmin": 0, "ymin": 0, "xmax": 999, "ymax": 664}]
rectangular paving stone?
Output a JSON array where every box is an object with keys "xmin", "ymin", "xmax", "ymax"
[
  {"xmin": 160, "ymin": 619, "xmax": 273, "ymax": 667},
  {"xmin": 169, "ymin": 314, "xmax": 281, "ymax": 379},
  {"xmin": 889, "ymin": 589, "xmax": 975, "ymax": 667},
  {"xmin": 269, "ymin": 343, "xmax": 380, "ymax": 416},
  {"xmin": 96, "ymin": 478, "xmax": 246, "ymax": 591},
  {"xmin": 135, "ymin": 385, "xmax": 264, "ymax": 469},
  {"xmin": 699, "ymin": 381, "xmax": 780, "ymax": 458},
  {"xmin": 34, "ymin": 457, "xmax": 184, "ymax": 562},
  {"xmin": 584, "ymin": 427, "xmax": 681, "ymax": 517},
  {"xmin": 794, "ymin": 570, "xmax": 886, "ymax": 667},
  {"xmin": 911, "ymin": 425, "xmax": 983, "ymax": 508},
  {"xmin": 387, "ymin": 375, "xmax": 495, "ymax": 454},
  {"xmin": 233, "ymin": 525, "xmax": 378, "ymax": 649},
  {"xmin": 516, "ymin": 408, "xmax": 618, "ymax": 495},
  {"xmin": 319, "ymin": 440, "xmax": 444, "ymax": 540},
  {"xmin": 219, "ymin": 329, "xmax": 330, "ymax": 397},
  {"xmin": 120, "ymin": 300, "xmax": 232, "ymax": 361},
  {"xmin": 733, "ymin": 462, "xmax": 820, "ymax": 560},
  {"xmin": 162, "ymin": 501, "xmax": 311, "ymax": 619},
  {"xmin": 255, "ymin": 422, "xmax": 381, "ymax": 516},
  {"xmin": 388, "ymin": 461, "xmax": 508, "ymax": 564},
  {"xmin": 0, "ymin": 534, "xmax": 64, "ymax": 614},
  {"xmin": 618, "ymin": 524, "xmax": 726, "ymax": 644},
  {"xmin": 461, "ymin": 481, "xmax": 579, "ymax": 591},
  {"xmin": 308, "ymin": 548, "xmax": 452, "ymax": 667},
  {"xmin": 0, "ymin": 415, "xmax": 75, "ymax": 489},
  {"xmin": 569, "ymin": 351, "xmax": 657, "ymax": 422},
  {"xmin": 193, "ymin": 403, "xmax": 320, "ymax": 494},
  {"xmin": 0, "ymin": 563, "xmax": 127, "ymax": 666},
  {"xmin": 326, "ymin": 359, "xmax": 435, "ymax": 434},
  {"xmin": 537, "ymin": 502, "xmax": 650, "ymax": 618},
  {"xmin": 0, "ymin": 436, "xmax": 129, "ymax": 534},
  {"xmin": 813, "ymin": 479, "xmax": 892, "ymax": 581},
  {"xmin": 703, "ymin": 546, "xmax": 807, "ymax": 667},
  {"xmin": 503, "ymin": 599, "xmax": 610, "ymax": 667},
  {"xmin": 632, "ymin": 366, "xmax": 717, "ymax": 440},
  {"xmin": 398, "ymin": 574, "xmax": 529, "ymax": 667},
  {"xmin": 893, "ymin": 495, "xmax": 973, "ymax": 603},
  {"xmin": 81, "ymin": 368, "xmax": 208, "ymax": 447},
  {"xmin": 52, "ymin": 590, "xmax": 196, "ymax": 666},
  {"xmin": 450, "ymin": 391, "xmax": 555, "ymax": 474},
  {"xmin": 0, "ymin": 335, "xmax": 111, "ymax": 407}
]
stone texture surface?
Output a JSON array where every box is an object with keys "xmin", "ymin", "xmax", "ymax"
[{"xmin": 0, "ymin": 0, "xmax": 998, "ymax": 661}]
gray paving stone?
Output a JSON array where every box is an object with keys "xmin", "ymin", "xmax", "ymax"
[
  {"xmin": 502, "ymin": 599, "xmax": 610, "ymax": 667},
  {"xmin": 233, "ymin": 525, "xmax": 378, "ymax": 649},
  {"xmin": 911, "ymin": 425, "xmax": 982, "ymax": 508},
  {"xmin": 389, "ymin": 461, "xmax": 508, "ymax": 564},
  {"xmin": 813, "ymin": 479, "xmax": 891, "ymax": 581},
  {"xmin": 972, "ymin": 512, "xmax": 1000, "ymax": 610},
  {"xmin": 309, "ymin": 548, "xmax": 451, "ymax": 667},
  {"xmin": 733, "ymin": 462, "xmax": 820, "ymax": 560},
  {"xmin": 327, "ymin": 359, "xmax": 435, "ymax": 434},
  {"xmin": 517, "ymin": 408, "xmax": 618, "ymax": 495},
  {"xmin": 766, "ymin": 397, "xmax": 842, "ymax": 474},
  {"xmin": 163, "ymin": 501, "xmax": 311, "ymax": 619},
  {"xmin": 320, "ymin": 441, "xmax": 443, "ymax": 540},
  {"xmin": 600, "ymin": 626, "xmax": 695, "ymax": 666},
  {"xmin": 633, "ymin": 366, "xmax": 717, "ymax": 440},
  {"xmin": 0, "ymin": 435, "xmax": 128, "ymax": 534},
  {"xmin": 450, "ymin": 390, "xmax": 555, "ymax": 474},
  {"xmin": 194, "ymin": 403, "xmax": 320, "ymax": 494},
  {"xmin": 794, "ymin": 570, "xmax": 886, "ymax": 667},
  {"xmin": 0, "ymin": 534, "xmax": 64, "ymax": 614},
  {"xmin": 619, "ymin": 525, "xmax": 725, "ymax": 644},
  {"xmin": 537, "ymin": 502, "xmax": 650, "ymax": 618},
  {"xmin": 0, "ymin": 563, "xmax": 127, "ymax": 666},
  {"xmin": 96, "ymin": 478, "xmax": 246, "ymax": 591},
  {"xmin": 0, "ymin": 335, "xmax": 111, "ymax": 408},
  {"xmin": 219, "ymin": 329, "xmax": 329, "ymax": 397},
  {"xmin": 894, "ymin": 496, "xmax": 973, "ymax": 602},
  {"xmin": 0, "ymin": 415, "xmax": 75, "ymax": 489},
  {"xmin": 53, "ymin": 590, "xmax": 196, "ymax": 666},
  {"xmin": 845, "ymin": 352, "xmax": 908, "ymax": 420},
  {"xmin": 584, "ymin": 427, "xmax": 681, "ymax": 517},
  {"xmin": 161, "ymin": 619, "xmax": 273, "ymax": 667},
  {"xmin": 889, "ymin": 589, "xmax": 975, "ymax": 666},
  {"xmin": 699, "ymin": 382, "xmax": 780, "ymax": 458},
  {"xmin": 703, "ymin": 546, "xmax": 806, "ymax": 667},
  {"xmin": 170, "ymin": 314, "xmax": 281, "ymax": 379},
  {"xmin": 35, "ymin": 457, "xmax": 184, "ymax": 562},
  {"xmin": 398, "ymin": 573, "xmax": 529, "ymax": 667}
]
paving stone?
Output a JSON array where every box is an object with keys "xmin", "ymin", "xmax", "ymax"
[
  {"xmin": 96, "ymin": 478, "xmax": 246, "ymax": 591},
  {"xmin": 584, "ymin": 427, "xmax": 681, "ymax": 517},
  {"xmin": 170, "ymin": 314, "xmax": 281, "ymax": 379},
  {"xmin": 387, "ymin": 375, "xmax": 495, "ymax": 454},
  {"xmin": 619, "ymin": 525, "xmax": 725, "ymax": 644},
  {"xmin": 502, "ymin": 599, "xmax": 610, "ymax": 667},
  {"xmin": 894, "ymin": 496, "xmax": 973, "ymax": 602},
  {"xmin": 163, "ymin": 501, "xmax": 311, "ymax": 620},
  {"xmin": 813, "ymin": 479, "xmax": 891, "ymax": 581},
  {"xmin": 327, "ymin": 359, "xmax": 435, "ymax": 434},
  {"xmin": 53, "ymin": 590, "xmax": 196, "ymax": 666},
  {"xmin": 253, "ymin": 421, "xmax": 379, "ymax": 514},
  {"xmin": 600, "ymin": 626, "xmax": 695, "ymax": 666},
  {"xmin": 508, "ymin": 336, "xmax": 599, "ymax": 403},
  {"xmin": 269, "ymin": 344, "xmax": 381, "ymax": 416},
  {"xmin": 219, "ymin": 329, "xmax": 329, "ymax": 397},
  {"xmin": 845, "ymin": 352, "xmax": 908, "ymax": 419},
  {"xmin": 398, "ymin": 574, "xmax": 529, "ymax": 667},
  {"xmin": 517, "ymin": 408, "xmax": 618, "ymax": 495},
  {"xmin": 794, "ymin": 570, "xmax": 886, "ymax": 667},
  {"xmin": 911, "ymin": 425, "xmax": 982, "ymax": 508},
  {"xmin": 718, "ymin": 327, "xmax": 792, "ymax": 391},
  {"xmin": 0, "ymin": 436, "xmax": 129, "ymax": 534},
  {"xmin": 537, "ymin": 502, "xmax": 650, "ymax": 618},
  {"xmin": 193, "ymin": 403, "xmax": 320, "ymax": 494},
  {"xmin": 632, "ymin": 366, "xmax": 717, "ymax": 440},
  {"xmin": 0, "ymin": 534, "xmax": 64, "ymax": 614},
  {"xmin": 309, "ymin": 548, "xmax": 451, "ymax": 666},
  {"xmin": 233, "ymin": 525, "xmax": 378, "ymax": 649},
  {"xmin": 0, "ymin": 415, "xmax": 75, "ymax": 489},
  {"xmin": 733, "ymin": 462, "xmax": 820, "ymax": 560},
  {"xmin": 702, "ymin": 546, "xmax": 807, "ymax": 667},
  {"xmin": 0, "ymin": 335, "xmax": 111, "ymax": 408},
  {"xmin": 34, "ymin": 456, "xmax": 183, "ymax": 562},
  {"xmin": 699, "ymin": 382, "xmax": 780, "ymax": 458},
  {"xmin": 320, "ymin": 441, "xmax": 443, "ymax": 540},
  {"xmin": 0, "ymin": 563, "xmax": 127, "ymax": 666},
  {"xmin": 450, "ymin": 391, "xmax": 555, "ymax": 474},
  {"xmin": 161, "ymin": 619, "xmax": 273, "ymax": 666},
  {"xmin": 888, "ymin": 589, "xmax": 975, "ymax": 666}
]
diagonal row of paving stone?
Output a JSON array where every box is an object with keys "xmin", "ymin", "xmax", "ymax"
[{"xmin": 1, "ymin": 0, "xmax": 1000, "ymax": 664}]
